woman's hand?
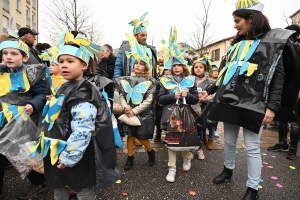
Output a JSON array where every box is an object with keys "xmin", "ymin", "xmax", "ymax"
[
  {"xmin": 181, "ymin": 91, "xmax": 188, "ymax": 97},
  {"xmin": 262, "ymin": 108, "xmax": 275, "ymax": 125},
  {"xmin": 57, "ymin": 161, "xmax": 66, "ymax": 169},
  {"xmin": 174, "ymin": 91, "xmax": 181, "ymax": 99},
  {"xmin": 199, "ymin": 91, "xmax": 209, "ymax": 101},
  {"xmin": 24, "ymin": 104, "xmax": 34, "ymax": 115}
]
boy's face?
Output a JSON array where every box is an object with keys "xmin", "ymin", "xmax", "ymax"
[
  {"xmin": 58, "ymin": 55, "xmax": 87, "ymax": 81},
  {"xmin": 2, "ymin": 48, "xmax": 28, "ymax": 69},
  {"xmin": 49, "ymin": 62, "xmax": 60, "ymax": 75}
]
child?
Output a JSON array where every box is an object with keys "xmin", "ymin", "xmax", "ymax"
[
  {"xmin": 191, "ymin": 57, "xmax": 214, "ymax": 158},
  {"xmin": 113, "ymin": 33, "xmax": 157, "ymax": 171},
  {"xmin": 32, "ymin": 32, "xmax": 120, "ymax": 200},
  {"xmin": 48, "ymin": 46, "xmax": 65, "ymax": 91},
  {"xmin": 0, "ymin": 34, "xmax": 47, "ymax": 197}
]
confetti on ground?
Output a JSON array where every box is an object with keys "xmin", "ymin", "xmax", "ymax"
[
  {"xmin": 122, "ymin": 192, "xmax": 128, "ymax": 196},
  {"xmin": 258, "ymin": 185, "xmax": 263, "ymax": 189},
  {"xmin": 271, "ymin": 176, "xmax": 278, "ymax": 180},
  {"xmin": 116, "ymin": 180, "xmax": 121, "ymax": 184},
  {"xmin": 271, "ymin": 156, "xmax": 276, "ymax": 158},
  {"xmin": 189, "ymin": 191, "xmax": 196, "ymax": 196},
  {"xmin": 262, "ymin": 153, "xmax": 267, "ymax": 156},
  {"xmin": 268, "ymin": 166, "xmax": 274, "ymax": 169},
  {"xmin": 276, "ymin": 183, "xmax": 283, "ymax": 188},
  {"xmin": 289, "ymin": 166, "xmax": 296, "ymax": 170},
  {"xmin": 263, "ymin": 162, "xmax": 268, "ymax": 165},
  {"xmin": 259, "ymin": 179, "xmax": 264, "ymax": 183}
]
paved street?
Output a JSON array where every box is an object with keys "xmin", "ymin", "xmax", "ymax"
[{"xmin": 1, "ymin": 124, "xmax": 300, "ymax": 200}]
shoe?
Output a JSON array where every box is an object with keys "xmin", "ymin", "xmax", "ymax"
[
  {"xmin": 124, "ymin": 156, "xmax": 134, "ymax": 171},
  {"xmin": 207, "ymin": 139, "xmax": 214, "ymax": 150},
  {"xmin": 242, "ymin": 187, "xmax": 258, "ymax": 200},
  {"xmin": 197, "ymin": 149, "xmax": 205, "ymax": 160},
  {"xmin": 286, "ymin": 148, "xmax": 297, "ymax": 160},
  {"xmin": 182, "ymin": 158, "xmax": 191, "ymax": 171},
  {"xmin": 148, "ymin": 149, "xmax": 156, "ymax": 166},
  {"xmin": 213, "ymin": 166, "xmax": 233, "ymax": 184},
  {"xmin": 214, "ymin": 132, "xmax": 220, "ymax": 137},
  {"xmin": 267, "ymin": 143, "xmax": 288, "ymax": 152},
  {"xmin": 166, "ymin": 168, "xmax": 176, "ymax": 183},
  {"xmin": 18, "ymin": 183, "xmax": 48, "ymax": 199},
  {"xmin": 134, "ymin": 138, "xmax": 142, "ymax": 146}
]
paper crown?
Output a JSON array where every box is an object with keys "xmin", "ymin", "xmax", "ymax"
[
  {"xmin": 0, "ymin": 16, "xmax": 30, "ymax": 57},
  {"xmin": 57, "ymin": 31, "xmax": 101, "ymax": 65},
  {"xmin": 39, "ymin": 46, "xmax": 60, "ymax": 65},
  {"xmin": 124, "ymin": 33, "xmax": 151, "ymax": 66},
  {"xmin": 128, "ymin": 12, "xmax": 149, "ymax": 34},
  {"xmin": 236, "ymin": 0, "xmax": 264, "ymax": 12},
  {"xmin": 161, "ymin": 26, "xmax": 187, "ymax": 69}
]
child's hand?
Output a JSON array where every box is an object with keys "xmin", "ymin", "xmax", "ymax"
[
  {"xmin": 46, "ymin": 95, "xmax": 52, "ymax": 101},
  {"xmin": 57, "ymin": 161, "xmax": 66, "ymax": 169},
  {"xmin": 199, "ymin": 91, "xmax": 209, "ymax": 101},
  {"xmin": 174, "ymin": 92, "xmax": 181, "ymax": 99},
  {"xmin": 126, "ymin": 110, "xmax": 135, "ymax": 118},
  {"xmin": 24, "ymin": 104, "xmax": 34, "ymax": 115},
  {"xmin": 181, "ymin": 91, "xmax": 188, "ymax": 97}
]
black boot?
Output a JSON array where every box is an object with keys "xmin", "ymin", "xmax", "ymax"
[
  {"xmin": 124, "ymin": 156, "xmax": 134, "ymax": 171},
  {"xmin": 242, "ymin": 187, "xmax": 258, "ymax": 200},
  {"xmin": 213, "ymin": 166, "xmax": 233, "ymax": 184},
  {"xmin": 148, "ymin": 150, "xmax": 155, "ymax": 166}
]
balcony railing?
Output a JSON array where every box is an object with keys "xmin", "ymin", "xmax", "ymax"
[
  {"xmin": 26, "ymin": 17, "xmax": 31, "ymax": 27},
  {"xmin": 32, "ymin": 0, "xmax": 36, "ymax": 9},
  {"xmin": 26, "ymin": 0, "xmax": 30, "ymax": 4},
  {"xmin": 3, "ymin": 0, "xmax": 10, "ymax": 11},
  {"xmin": 32, "ymin": 21, "xmax": 36, "ymax": 30}
]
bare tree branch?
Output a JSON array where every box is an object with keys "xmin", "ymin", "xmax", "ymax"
[{"xmin": 281, "ymin": 11, "xmax": 291, "ymax": 26}]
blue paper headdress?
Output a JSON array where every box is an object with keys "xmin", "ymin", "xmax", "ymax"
[
  {"xmin": 128, "ymin": 12, "xmax": 149, "ymax": 34},
  {"xmin": 193, "ymin": 55, "xmax": 214, "ymax": 75},
  {"xmin": 57, "ymin": 31, "xmax": 101, "ymax": 65},
  {"xmin": 161, "ymin": 26, "xmax": 187, "ymax": 69},
  {"xmin": 39, "ymin": 46, "xmax": 60, "ymax": 65},
  {"xmin": 0, "ymin": 17, "xmax": 30, "ymax": 57},
  {"xmin": 236, "ymin": 0, "xmax": 264, "ymax": 12}
]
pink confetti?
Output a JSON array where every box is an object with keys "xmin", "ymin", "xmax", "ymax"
[
  {"xmin": 263, "ymin": 162, "xmax": 268, "ymax": 165},
  {"xmin": 276, "ymin": 183, "xmax": 283, "ymax": 188},
  {"xmin": 271, "ymin": 156, "xmax": 276, "ymax": 158},
  {"xmin": 268, "ymin": 166, "xmax": 274, "ymax": 169},
  {"xmin": 271, "ymin": 176, "xmax": 278, "ymax": 180}
]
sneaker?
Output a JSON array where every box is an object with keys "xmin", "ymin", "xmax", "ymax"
[
  {"xmin": 286, "ymin": 149, "xmax": 298, "ymax": 160},
  {"xmin": 267, "ymin": 143, "xmax": 289, "ymax": 152},
  {"xmin": 166, "ymin": 168, "xmax": 176, "ymax": 183},
  {"xmin": 197, "ymin": 149, "xmax": 205, "ymax": 160},
  {"xmin": 18, "ymin": 184, "xmax": 48, "ymax": 199},
  {"xmin": 182, "ymin": 158, "xmax": 191, "ymax": 171},
  {"xmin": 214, "ymin": 132, "xmax": 220, "ymax": 137}
]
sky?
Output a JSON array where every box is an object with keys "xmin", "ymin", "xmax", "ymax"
[{"xmin": 38, "ymin": 0, "xmax": 300, "ymax": 50}]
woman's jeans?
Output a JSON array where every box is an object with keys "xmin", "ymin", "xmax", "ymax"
[
  {"xmin": 207, "ymin": 126, "xmax": 216, "ymax": 140},
  {"xmin": 223, "ymin": 123, "xmax": 262, "ymax": 190},
  {"xmin": 197, "ymin": 127, "xmax": 204, "ymax": 149}
]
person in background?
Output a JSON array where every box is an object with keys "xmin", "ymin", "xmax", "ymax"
[{"xmin": 97, "ymin": 44, "xmax": 116, "ymax": 79}]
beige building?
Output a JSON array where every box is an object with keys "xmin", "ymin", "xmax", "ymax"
[
  {"xmin": 290, "ymin": 9, "xmax": 300, "ymax": 25},
  {"xmin": 196, "ymin": 36, "xmax": 235, "ymax": 66},
  {"xmin": 1, "ymin": 0, "xmax": 38, "ymax": 35}
]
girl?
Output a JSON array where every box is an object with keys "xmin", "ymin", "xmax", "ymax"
[
  {"xmin": 0, "ymin": 35, "xmax": 47, "ymax": 198},
  {"xmin": 48, "ymin": 46, "xmax": 65, "ymax": 91},
  {"xmin": 113, "ymin": 33, "xmax": 157, "ymax": 171},
  {"xmin": 36, "ymin": 32, "xmax": 119, "ymax": 200},
  {"xmin": 159, "ymin": 58, "xmax": 198, "ymax": 183},
  {"xmin": 199, "ymin": 0, "xmax": 299, "ymax": 198}
]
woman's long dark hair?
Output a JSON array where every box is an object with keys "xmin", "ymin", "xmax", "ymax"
[{"xmin": 231, "ymin": 9, "xmax": 271, "ymax": 45}]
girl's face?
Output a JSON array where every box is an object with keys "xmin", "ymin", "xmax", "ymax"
[
  {"xmin": 193, "ymin": 62, "xmax": 206, "ymax": 76},
  {"xmin": 172, "ymin": 65, "xmax": 184, "ymax": 76},
  {"xmin": 213, "ymin": 70, "xmax": 219, "ymax": 78},
  {"xmin": 58, "ymin": 55, "xmax": 87, "ymax": 81},
  {"xmin": 49, "ymin": 62, "xmax": 60, "ymax": 75},
  {"xmin": 133, "ymin": 61, "xmax": 146, "ymax": 75},
  {"xmin": 233, "ymin": 15, "xmax": 252, "ymax": 36},
  {"xmin": 2, "ymin": 48, "xmax": 28, "ymax": 70}
]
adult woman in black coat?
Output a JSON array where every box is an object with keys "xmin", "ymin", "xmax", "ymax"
[{"xmin": 97, "ymin": 44, "xmax": 116, "ymax": 80}]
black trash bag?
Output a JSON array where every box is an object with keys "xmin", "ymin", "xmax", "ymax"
[{"xmin": 163, "ymin": 98, "xmax": 201, "ymax": 151}]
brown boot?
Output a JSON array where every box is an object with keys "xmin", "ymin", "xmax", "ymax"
[
  {"xmin": 207, "ymin": 139, "xmax": 214, "ymax": 150},
  {"xmin": 203, "ymin": 134, "xmax": 208, "ymax": 145},
  {"xmin": 134, "ymin": 138, "xmax": 142, "ymax": 146}
]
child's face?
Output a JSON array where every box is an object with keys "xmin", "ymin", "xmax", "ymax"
[
  {"xmin": 172, "ymin": 65, "xmax": 184, "ymax": 75},
  {"xmin": 49, "ymin": 62, "xmax": 60, "ymax": 75},
  {"xmin": 193, "ymin": 62, "xmax": 206, "ymax": 76},
  {"xmin": 213, "ymin": 70, "xmax": 219, "ymax": 78},
  {"xmin": 164, "ymin": 69, "xmax": 171, "ymax": 75},
  {"xmin": 58, "ymin": 55, "xmax": 87, "ymax": 81},
  {"xmin": 2, "ymin": 48, "xmax": 28, "ymax": 69},
  {"xmin": 133, "ymin": 62, "xmax": 146, "ymax": 74}
]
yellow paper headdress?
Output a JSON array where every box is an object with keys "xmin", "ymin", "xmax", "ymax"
[
  {"xmin": 236, "ymin": 0, "xmax": 264, "ymax": 12},
  {"xmin": 128, "ymin": 12, "xmax": 149, "ymax": 34}
]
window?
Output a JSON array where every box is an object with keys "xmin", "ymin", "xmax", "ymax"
[
  {"xmin": 26, "ymin": 7, "xmax": 30, "ymax": 27},
  {"xmin": 211, "ymin": 48, "xmax": 220, "ymax": 61},
  {"xmin": 3, "ymin": 0, "xmax": 10, "ymax": 11},
  {"xmin": 16, "ymin": 23, "xmax": 21, "ymax": 30},
  {"xmin": 32, "ymin": 0, "xmax": 36, "ymax": 9},
  {"xmin": 32, "ymin": 12, "xmax": 36, "ymax": 30},
  {"xmin": 3, "ymin": 15, "xmax": 9, "ymax": 33},
  {"xmin": 16, "ymin": 0, "xmax": 21, "ymax": 11}
]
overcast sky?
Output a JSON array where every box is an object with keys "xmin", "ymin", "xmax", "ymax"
[{"xmin": 38, "ymin": 0, "xmax": 300, "ymax": 50}]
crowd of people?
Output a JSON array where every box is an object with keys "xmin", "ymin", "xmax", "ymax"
[{"xmin": 0, "ymin": 0, "xmax": 300, "ymax": 200}]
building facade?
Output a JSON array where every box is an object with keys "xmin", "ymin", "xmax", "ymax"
[
  {"xmin": 1, "ymin": 0, "xmax": 38, "ymax": 35},
  {"xmin": 290, "ymin": 9, "xmax": 300, "ymax": 25}
]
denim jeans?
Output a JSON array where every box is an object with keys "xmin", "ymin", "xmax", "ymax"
[
  {"xmin": 197, "ymin": 127, "xmax": 204, "ymax": 149},
  {"xmin": 223, "ymin": 123, "xmax": 262, "ymax": 190},
  {"xmin": 207, "ymin": 126, "xmax": 216, "ymax": 140},
  {"xmin": 54, "ymin": 187, "xmax": 94, "ymax": 200}
]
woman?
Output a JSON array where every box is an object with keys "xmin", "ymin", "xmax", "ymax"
[
  {"xmin": 200, "ymin": 1, "xmax": 299, "ymax": 199},
  {"xmin": 98, "ymin": 44, "xmax": 116, "ymax": 79}
]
